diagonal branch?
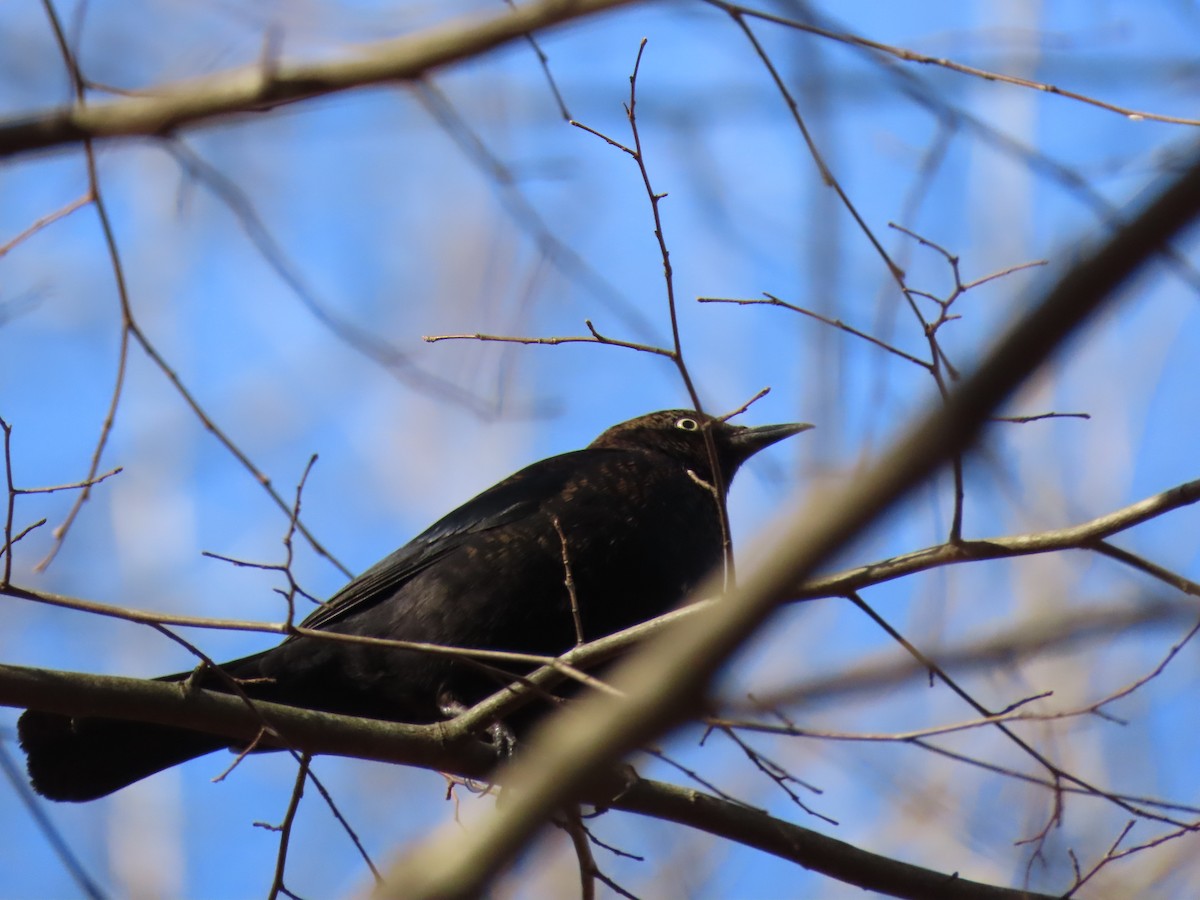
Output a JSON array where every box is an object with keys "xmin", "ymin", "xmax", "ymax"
[
  {"xmin": 612, "ymin": 779, "xmax": 1054, "ymax": 900},
  {"xmin": 376, "ymin": 139, "xmax": 1200, "ymax": 898},
  {"xmin": 798, "ymin": 477, "xmax": 1200, "ymax": 599},
  {"xmin": 706, "ymin": 1, "xmax": 1200, "ymax": 128}
]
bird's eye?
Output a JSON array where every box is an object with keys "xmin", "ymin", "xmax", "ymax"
[{"xmin": 675, "ymin": 417, "xmax": 699, "ymax": 431}]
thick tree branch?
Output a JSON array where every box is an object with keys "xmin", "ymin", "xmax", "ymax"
[
  {"xmin": 0, "ymin": 662, "xmax": 1048, "ymax": 900},
  {"xmin": 0, "ymin": 0, "xmax": 640, "ymax": 159},
  {"xmin": 0, "ymin": 663, "xmax": 494, "ymax": 777},
  {"xmin": 798, "ymin": 477, "xmax": 1200, "ymax": 599},
  {"xmin": 612, "ymin": 779, "xmax": 1052, "ymax": 900}
]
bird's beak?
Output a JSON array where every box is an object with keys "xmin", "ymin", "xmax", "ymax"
[{"xmin": 728, "ymin": 421, "xmax": 814, "ymax": 458}]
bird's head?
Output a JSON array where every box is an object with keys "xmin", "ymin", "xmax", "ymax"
[{"xmin": 589, "ymin": 409, "xmax": 813, "ymax": 486}]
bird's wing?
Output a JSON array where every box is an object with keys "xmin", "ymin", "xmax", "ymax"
[{"xmin": 297, "ymin": 448, "xmax": 615, "ymax": 632}]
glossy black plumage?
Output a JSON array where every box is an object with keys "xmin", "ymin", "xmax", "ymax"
[{"xmin": 19, "ymin": 409, "xmax": 810, "ymax": 801}]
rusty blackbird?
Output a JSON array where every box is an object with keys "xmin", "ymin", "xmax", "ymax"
[{"xmin": 19, "ymin": 409, "xmax": 810, "ymax": 801}]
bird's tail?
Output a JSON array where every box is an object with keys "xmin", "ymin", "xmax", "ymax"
[
  {"xmin": 18, "ymin": 710, "xmax": 231, "ymax": 802},
  {"xmin": 19, "ymin": 651, "xmax": 273, "ymax": 802}
]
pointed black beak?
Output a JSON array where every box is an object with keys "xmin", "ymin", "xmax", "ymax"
[{"xmin": 728, "ymin": 421, "xmax": 814, "ymax": 461}]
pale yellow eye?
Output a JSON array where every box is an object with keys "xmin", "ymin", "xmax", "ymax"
[{"xmin": 675, "ymin": 417, "xmax": 699, "ymax": 431}]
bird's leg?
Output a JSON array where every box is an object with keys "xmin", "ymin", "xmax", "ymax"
[
  {"xmin": 486, "ymin": 720, "xmax": 518, "ymax": 758},
  {"xmin": 438, "ymin": 692, "xmax": 518, "ymax": 758},
  {"xmin": 437, "ymin": 693, "xmax": 468, "ymax": 719}
]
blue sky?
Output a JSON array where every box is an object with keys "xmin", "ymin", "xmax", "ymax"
[{"xmin": 3, "ymin": 1, "xmax": 1200, "ymax": 897}]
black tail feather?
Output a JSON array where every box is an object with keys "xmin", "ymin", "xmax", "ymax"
[
  {"xmin": 18, "ymin": 651, "xmax": 276, "ymax": 802},
  {"xmin": 18, "ymin": 709, "xmax": 230, "ymax": 802}
]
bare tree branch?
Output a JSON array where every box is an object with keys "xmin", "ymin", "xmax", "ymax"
[
  {"xmin": 612, "ymin": 779, "xmax": 1054, "ymax": 900},
  {"xmin": 0, "ymin": 0, "xmax": 640, "ymax": 158},
  {"xmin": 0, "ymin": 662, "xmax": 1051, "ymax": 900},
  {"xmin": 706, "ymin": 1, "xmax": 1200, "ymax": 127}
]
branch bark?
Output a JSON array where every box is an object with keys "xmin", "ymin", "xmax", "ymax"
[
  {"xmin": 612, "ymin": 780, "xmax": 1052, "ymax": 900},
  {"xmin": 0, "ymin": 662, "xmax": 495, "ymax": 777},
  {"xmin": 0, "ymin": 662, "xmax": 1050, "ymax": 900},
  {"xmin": 0, "ymin": 0, "xmax": 640, "ymax": 159}
]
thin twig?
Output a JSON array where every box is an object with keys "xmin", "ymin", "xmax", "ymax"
[
  {"xmin": 1065, "ymin": 820, "xmax": 1136, "ymax": 897},
  {"xmin": 14, "ymin": 468, "xmax": 123, "ymax": 495},
  {"xmin": 558, "ymin": 807, "xmax": 597, "ymax": 900},
  {"xmin": 33, "ymin": 5, "xmax": 351, "ymax": 579},
  {"xmin": 844, "ymin": 591, "xmax": 1189, "ymax": 827},
  {"xmin": 0, "ymin": 417, "xmax": 16, "ymax": 585},
  {"xmin": 34, "ymin": 0, "xmax": 117, "ymax": 574},
  {"xmin": 698, "ymin": 294, "xmax": 929, "ymax": 369},
  {"xmin": 302, "ymin": 765, "xmax": 382, "ymax": 883},
  {"xmin": 718, "ymin": 387, "xmax": 771, "ymax": 423},
  {"xmin": 0, "ymin": 194, "xmax": 91, "ymax": 257},
  {"xmin": 552, "ymin": 516, "xmax": 585, "ymax": 646},
  {"xmin": 569, "ymin": 120, "xmax": 635, "ymax": 157},
  {"xmin": 716, "ymin": 726, "xmax": 835, "ymax": 824},
  {"xmin": 423, "ymin": 327, "xmax": 675, "ymax": 359},
  {"xmin": 994, "ymin": 411, "xmax": 1090, "ymax": 423},
  {"xmin": 263, "ymin": 753, "xmax": 309, "ymax": 900},
  {"xmin": 505, "ymin": 0, "xmax": 571, "ymax": 120},
  {"xmin": 706, "ymin": 1, "xmax": 1200, "ymax": 127}
]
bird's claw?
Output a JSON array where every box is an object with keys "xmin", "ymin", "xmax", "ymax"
[
  {"xmin": 438, "ymin": 693, "xmax": 516, "ymax": 757},
  {"xmin": 486, "ymin": 720, "xmax": 517, "ymax": 758}
]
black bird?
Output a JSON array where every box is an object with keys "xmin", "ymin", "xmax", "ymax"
[{"xmin": 19, "ymin": 409, "xmax": 810, "ymax": 801}]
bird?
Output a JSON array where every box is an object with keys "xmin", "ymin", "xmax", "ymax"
[{"xmin": 19, "ymin": 409, "xmax": 811, "ymax": 802}]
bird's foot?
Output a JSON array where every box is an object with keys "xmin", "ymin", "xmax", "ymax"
[
  {"xmin": 437, "ymin": 695, "xmax": 468, "ymax": 718},
  {"xmin": 437, "ymin": 693, "xmax": 516, "ymax": 758},
  {"xmin": 485, "ymin": 720, "xmax": 518, "ymax": 758}
]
